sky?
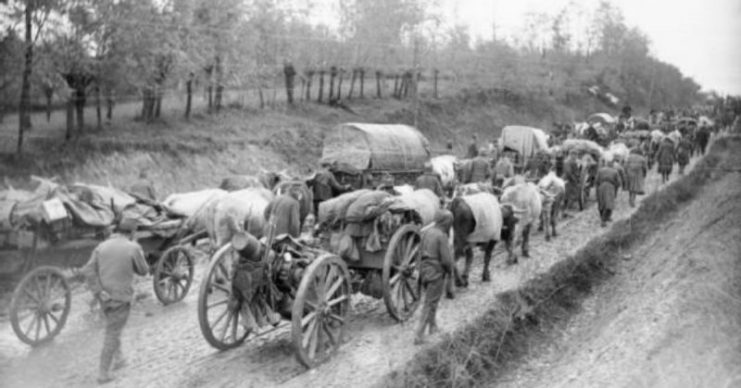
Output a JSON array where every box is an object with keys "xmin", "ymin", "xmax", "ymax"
[{"xmin": 439, "ymin": 0, "xmax": 741, "ymax": 95}]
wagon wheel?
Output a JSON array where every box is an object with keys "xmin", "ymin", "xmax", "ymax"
[
  {"xmin": 153, "ymin": 245, "xmax": 195, "ymax": 305},
  {"xmin": 382, "ymin": 224, "xmax": 422, "ymax": 322},
  {"xmin": 292, "ymin": 254, "xmax": 351, "ymax": 368},
  {"xmin": 10, "ymin": 266, "xmax": 71, "ymax": 346},
  {"xmin": 197, "ymin": 244, "xmax": 250, "ymax": 350}
]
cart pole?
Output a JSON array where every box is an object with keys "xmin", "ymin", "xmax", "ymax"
[{"xmin": 413, "ymin": 37, "xmax": 420, "ymax": 129}]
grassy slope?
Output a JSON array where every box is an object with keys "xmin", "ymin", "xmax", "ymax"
[{"xmin": 0, "ymin": 88, "xmax": 611, "ymax": 195}]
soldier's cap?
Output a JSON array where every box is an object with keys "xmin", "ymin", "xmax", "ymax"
[{"xmin": 117, "ymin": 217, "xmax": 139, "ymax": 233}]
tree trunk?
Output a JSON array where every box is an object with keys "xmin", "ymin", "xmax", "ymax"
[
  {"xmin": 185, "ymin": 76, "xmax": 193, "ymax": 119},
  {"xmin": 65, "ymin": 97, "xmax": 74, "ymax": 140},
  {"xmin": 348, "ymin": 69, "xmax": 357, "ymax": 99},
  {"xmin": 258, "ymin": 87, "xmax": 264, "ymax": 109},
  {"xmin": 142, "ymin": 88, "xmax": 154, "ymax": 122},
  {"xmin": 207, "ymin": 85, "xmax": 213, "ymax": 112},
  {"xmin": 154, "ymin": 86, "xmax": 162, "ymax": 118},
  {"xmin": 305, "ymin": 71, "xmax": 313, "ymax": 101},
  {"xmin": 106, "ymin": 89, "xmax": 113, "ymax": 121},
  {"xmin": 45, "ymin": 89, "xmax": 53, "ymax": 122},
  {"xmin": 328, "ymin": 66, "xmax": 337, "ymax": 103},
  {"xmin": 75, "ymin": 88, "xmax": 86, "ymax": 132},
  {"xmin": 376, "ymin": 71, "xmax": 382, "ymax": 98},
  {"xmin": 393, "ymin": 74, "xmax": 400, "ymax": 99},
  {"xmin": 336, "ymin": 69, "xmax": 344, "ymax": 100},
  {"xmin": 95, "ymin": 85, "xmax": 102, "ymax": 130},
  {"xmin": 359, "ymin": 69, "xmax": 365, "ymax": 98},
  {"xmin": 214, "ymin": 56, "xmax": 223, "ymax": 112},
  {"xmin": 16, "ymin": 3, "xmax": 32, "ymax": 156},
  {"xmin": 433, "ymin": 69, "xmax": 439, "ymax": 99},
  {"xmin": 317, "ymin": 70, "xmax": 325, "ymax": 102}
]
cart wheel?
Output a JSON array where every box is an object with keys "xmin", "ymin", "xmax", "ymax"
[
  {"xmin": 10, "ymin": 266, "xmax": 71, "ymax": 346},
  {"xmin": 382, "ymin": 224, "xmax": 422, "ymax": 322},
  {"xmin": 292, "ymin": 254, "xmax": 350, "ymax": 368},
  {"xmin": 197, "ymin": 244, "xmax": 250, "ymax": 350},
  {"xmin": 153, "ymin": 245, "xmax": 195, "ymax": 305}
]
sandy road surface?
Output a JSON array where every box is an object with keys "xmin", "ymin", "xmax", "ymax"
[
  {"xmin": 0, "ymin": 156, "xmax": 699, "ymax": 388},
  {"xmin": 492, "ymin": 155, "xmax": 741, "ymax": 388}
]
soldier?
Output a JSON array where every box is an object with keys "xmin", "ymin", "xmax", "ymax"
[
  {"xmin": 264, "ymin": 186, "xmax": 302, "ymax": 238},
  {"xmin": 562, "ymin": 150, "xmax": 580, "ymax": 213},
  {"xmin": 414, "ymin": 209, "xmax": 454, "ymax": 345},
  {"xmin": 81, "ymin": 218, "xmax": 149, "ymax": 384},
  {"xmin": 493, "ymin": 153, "xmax": 514, "ymax": 187},
  {"xmin": 414, "ymin": 162, "xmax": 444, "ymax": 198},
  {"xmin": 311, "ymin": 162, "xmax": 350, "ymax": 216}
]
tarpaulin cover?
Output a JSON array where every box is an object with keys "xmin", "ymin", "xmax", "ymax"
[
  {"xmin": 388, "ymin": 189, "xmax": 439, "ymax": 226},
  {"xmin": 588, "ymin": 113, "xmax": 616, "ymax": 125},
  {"xmin": 561, "ymin": 139, "xmax": 605, "ymax": 160},
  {"xmin": 320, "ymin": 123, "xmax": 431, "ymax": 171},
  {"xmin": 461, "ymin": 192, "xmax": 502, "ymax": 243},
  {"xmin": 499, "ymin": 126, "xmax": 550, "ymax": 162},
  {"xmin": 317, "ymin": 189, "xmax": 372, "ymax": 226}
]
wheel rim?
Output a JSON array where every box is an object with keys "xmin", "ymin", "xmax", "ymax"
[
  {"xmin": 197, "ymin": 244, "xmax": 250, "ymax": 350},
  {"xmin": 382, "ymin": 225, "xmax": 422, "ymax": 322},
  {"xmin": 292, "ymin": 254, "xmax": 350, "ymax": 368},
  {"xmin": 154, "ymin": 246, "xmax": 194, "ymax": 305},
  {"xmin": 10, "ymin": 266, "xmax": 71, "ymax": 346}
]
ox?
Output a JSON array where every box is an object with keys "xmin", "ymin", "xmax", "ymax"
[
  {"xmin": 194, "ymin": 188, "xmax": 274, "ymax": 248},
  {"xmin": 219, "ymin": 170, "xmax": 290, "ymax": 191},
  {"xmin": 500, "ymin": 181, "xmax": 542, "ymax": 259},
  {"xmin": 449, "ymin": 192, "xmax": 516, "ymax": 287}
]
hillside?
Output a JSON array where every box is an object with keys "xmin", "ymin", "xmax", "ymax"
[{"xmin": 0, "ymin": 88, "xmax": 613, "ymax": 194}]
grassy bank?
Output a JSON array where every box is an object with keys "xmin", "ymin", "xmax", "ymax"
[
  {"xmin": 0, "ymin": 87, "xmax": 609, "ymax": 194},
  {"xmin": 383, "ymin": 135, "xmax": 739, "ymax": 388}
]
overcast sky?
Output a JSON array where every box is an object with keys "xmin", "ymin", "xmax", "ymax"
[{"xmin": 442, "ymin": 0, "xmax": 741, "ymax": 95}]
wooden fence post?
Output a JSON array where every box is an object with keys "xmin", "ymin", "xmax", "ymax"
[{"xmin": 375, "ymin": 70, "xmax": 382, "ymax": 98}]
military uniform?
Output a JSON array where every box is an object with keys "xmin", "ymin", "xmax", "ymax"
[
  {"xmin": 414, "ymin": 172, "xmax": 444, "ymax": 198},
  {"xmin": 414, "ymin": 210, "xmax": 453, "ymax": 344},
  {"xmin": 82, "ymin": 220, "xmax": 149, "ymax": 384}
]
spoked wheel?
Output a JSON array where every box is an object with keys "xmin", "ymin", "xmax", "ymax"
[
  {"xmin": 197, "ymin": 244, "xmax": 250, "ymax": 350},
  {"xmin": 10, "ymin": 266, "xmax": 71, "ymax": 346},
  {"xmin": 153, "ymin": 245, "xmax": 195, "ymax": 305},
  {"xmin": 292, "ymin": 254, "xmax": 350, "ymax": 369},
  {"xmin": 382, "ymin": 224, "xmax": 422, "ymax": 322}
]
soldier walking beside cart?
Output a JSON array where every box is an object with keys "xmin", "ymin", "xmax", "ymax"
[
  {"xmin": 414, "ymin": 209, "xmax": 454, "ymax": 345},
  {"xmin": 81, "ymin": 218, "xmax": 149, "ymax": 384}
]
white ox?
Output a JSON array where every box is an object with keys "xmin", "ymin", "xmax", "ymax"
[
  {"xmin": 500, "ymin": 181, "xmax": 542, "ymax": 257},
  {"xmin": 537, "ymin": 172, "xmax": 565, "ymax": 241},
  {"xmin": 430, "ymin": 155, "xmax": 457, "ymax": 190},
  {"xmin": 163, "ymin": 189, "xmax": 227, "ymax": 218}
]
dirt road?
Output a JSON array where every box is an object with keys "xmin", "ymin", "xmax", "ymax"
[
  {"xmin": 0, "ymin": 156, "xmax": 700, "ymax": 388},
  {"xmin": 492, "ymin": 157, "xmax": 741, "ymax": 388}
]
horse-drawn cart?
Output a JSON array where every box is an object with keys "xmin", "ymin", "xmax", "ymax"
[
  {"xmin": 196, "ymin": 189, "xmax": 434, "ymax": 368},
  {"xmin": 319, "ymin": 123, "xmax": 431, "ymax": 189},
  {"xmin": 3, "ymin": 180, "xmax": 208, "ymax": 346}
]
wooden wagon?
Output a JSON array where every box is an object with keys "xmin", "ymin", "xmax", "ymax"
[
  {"xmin": 319, "ymin": 123, "xmax": 431, "ymax": 189},
  {"xmin": 196, "ymin": 190, "xmax": 430, "ymax": 368},
  {"xmin": 4, "ymin": 183, "xmax": 208, "ymax": 346}
]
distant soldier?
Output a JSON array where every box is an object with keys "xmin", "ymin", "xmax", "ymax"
[
  {"xmin": 595, "ymin": 162, "xmax": 621, "ymax": 227},
  {"xmin": 624, "ymin": 149, "xmax": 648, "ymax": 207},
  {"xmin": 466, "ymin": 135, "xmax": 479, "ymax": 158},
  {"xmin": 264, "ymin": 186, "xmax": 302, "ymax": 238},
  {"xmin": 655, "ymin": 137, "xmax": 675, "ymax": 183},
  {"xmin": 492, "ymin": 153, "xmax": 514, "ymax": 187},
  {"xmin": 414, "ymin": 209, "xmax": 454, "ymax": 345},
  {"xmin": 415, "ymin": 162, "xmax": 444, "ymax": 198},
  {"xmin": 311, "ymin": 162, "xmax": 349, "ymax": 215},
  {"xmin": 676, "ymin": 137, "xmax": 692, "ymax": 175},
  {"xmin": 562, "ymin": 150, "xmax": 580, "ymax": 212},
  {"xmin": 129, "ymin": 170, "xmax": 156, "ymax": 201},
  {"xmin": 81, "ymin": 218, "xmax": 149, "ymax": 384},
  {"xmin": 469, "ymin": 154, "xmax": 491, "ymax": 183}
]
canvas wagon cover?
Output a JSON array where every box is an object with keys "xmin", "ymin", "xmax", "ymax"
[
  {"xmin": 320, "ymin": 123, "xmax": 431, "ymax": 172},
  {"xmin": 499, "ymin": 126, "xmax": 549, "ymax": 160}
]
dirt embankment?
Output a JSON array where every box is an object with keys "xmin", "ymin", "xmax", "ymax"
[
  {"xmin": 0, "ymin": 88, "xmax": 608, "ymax": 195},
  {"xmin": 387, "ymin": 135, "xmax": 741, "ymax": 387}
]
